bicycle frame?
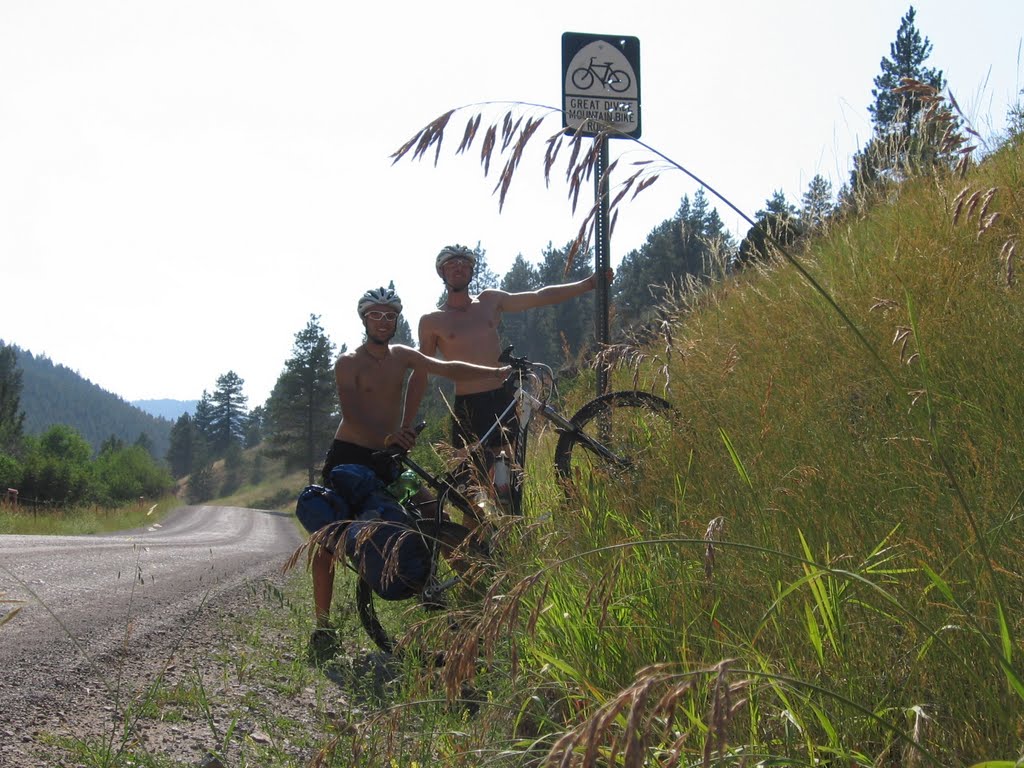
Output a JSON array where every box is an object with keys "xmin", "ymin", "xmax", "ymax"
[
  {"xmin": 471, "ymin": 355, "xmax": 639, "ymax": 470},
  {"xmin": 355, "ymin": 370, "xmax": 672, "ymax": 654},
  {"xmin": 392, "ymin": 449, "xmax": 477, "ymax": 522}
]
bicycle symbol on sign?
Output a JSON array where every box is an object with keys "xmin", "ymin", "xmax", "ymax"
[{"xmin": 571, "ymin": 57, "xmax": 632, "ymax": 93}]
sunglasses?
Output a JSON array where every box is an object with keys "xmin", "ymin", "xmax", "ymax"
[{"xmin": 365, "ymin": 310, "xmax": 398, "ymax": 321}]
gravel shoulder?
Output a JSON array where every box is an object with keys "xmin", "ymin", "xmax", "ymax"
[{"xmin": 0, "ymin": 505, "xmax": 329, "ymax": 767}]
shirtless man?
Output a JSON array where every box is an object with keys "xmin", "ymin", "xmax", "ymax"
[
  {"xmin": 403, "ymin": 244, "xmax": 609, "ymax": 489},
  {"xmin": 305, "ymin": 285, "xmax": 509, "ymax": 651}
]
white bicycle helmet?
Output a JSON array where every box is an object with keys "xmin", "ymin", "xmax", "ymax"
[
  {"xmin": 435, "ymin": 244, "xmax": 477, "ymax": 277},
  {"xmin": 357, "ymin": 286, "xmax": 403, "ymax": 318}
]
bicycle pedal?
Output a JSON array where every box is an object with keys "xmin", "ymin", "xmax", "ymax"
[{"xmin": 420, "ymin": 588, "xmax": 447, "ymax": 611}]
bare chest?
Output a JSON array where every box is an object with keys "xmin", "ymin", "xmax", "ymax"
[
  {"xmin": 433, "ymin": 306, "xmax": 500, "ymax": 359},
  {"xmin": 352, "ymin": 357, "xmax": 407, "ymax": 396}
]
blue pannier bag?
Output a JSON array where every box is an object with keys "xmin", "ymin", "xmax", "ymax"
[
  {"xmin": 295, "ymin": 484, "xmax": 352, "ymax": 538},
  {"xmin": 344, "ymin": 491, "xmax": 431, "ymax": 601},
  {"xmin": 328, "ymin": 460, "xmax": 399, "ymax": 499}
]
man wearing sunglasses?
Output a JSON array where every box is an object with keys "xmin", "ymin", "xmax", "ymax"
[{"xmin": 305, "ymin": 285, "xmax": 510, "ymax": 649}]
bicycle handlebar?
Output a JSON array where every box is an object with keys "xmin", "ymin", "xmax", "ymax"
[
  {"xmin": 375, "ymin": 421, "xmax": 427, "ymax": 460},
  {"xmin": 498, "ymin": 344, "xmax": 532, "ymax": 371}
]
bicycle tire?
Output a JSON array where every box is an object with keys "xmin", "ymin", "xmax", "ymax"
[
  {"xmin": 553, "ymin": 391, "xmax": 674, "ymax": 495},
  {"xmin": 510, "ymin": 423, "xmax": 528, "ymax": 516},
  {"xmin": 571, "ymin": 67, "xmax": 595, "ymax": 90},
  {"xmin": 355, "ymin": 574, "xmax": 397, "ymax": 654},
  {"xmin": 356, "ymin": 514, "xmax": 483, "ymax": 656}
]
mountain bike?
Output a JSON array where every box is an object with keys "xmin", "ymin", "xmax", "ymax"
[
  {"xmin": 356, "ymin": 355, "xmax": 674, "ymax": 654},
  {"xmin": 469, "ymin": 346, "xmax": 675, "ymax": 506}
]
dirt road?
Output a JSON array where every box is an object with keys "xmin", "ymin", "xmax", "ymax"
[{"xmin": 0, "ymin": 504, "xmax": 304, "ymax": 766}]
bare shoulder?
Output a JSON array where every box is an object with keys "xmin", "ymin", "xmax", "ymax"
[
  {"xmin": 476, "ymin": 288, "xmax": 509, "ymax": 309},
  {"xmin": 390, "ymin": 343, "xmax": 417, "ymax": 359},
  {"xmin": 418, "ymin": 308, "xmax": 445, "ymax": 331},
  {"xmin": 333, "ymin": 348, "xmax": 360, "ymax": 388},
  {"xmin": 335, "ymin": 348, "xmax": 358, "ymax": 369},
  {"xmin": 477, "ymin": 288, "xmax": 508, "ymax": 301}
]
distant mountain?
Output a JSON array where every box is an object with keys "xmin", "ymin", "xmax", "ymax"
[
  {"xmin": 132, "ymin": 399, "xmax": 197, "ymax": 421},
  {"xmin": 8, "ymin": 344, "xmax": 173, "ymax": 458}
]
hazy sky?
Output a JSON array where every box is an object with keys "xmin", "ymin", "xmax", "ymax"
[{"xmin": 2, "ymin": 1, "xmax": 1022, "ymax": 407}]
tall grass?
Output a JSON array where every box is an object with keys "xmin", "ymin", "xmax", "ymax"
[
  {"xmin": 523, "ymin": 139, "xmax": 1022, "ymax": 764},
  {"xmin": 0, "ymin": 495, "xmax": 181, "ymax": 535},
  {"xmin": 318, "ymin": 140, "xmax": 1024, "ymax": 765}
]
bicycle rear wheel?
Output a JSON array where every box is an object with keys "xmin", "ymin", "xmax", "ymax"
[
  {"xmin": 554, "ymin": 391, "xmax": 674, "ymax": 496},
  {"xmin": 355, "ymin": 516, "xmax": 485, "ymax": 656}
]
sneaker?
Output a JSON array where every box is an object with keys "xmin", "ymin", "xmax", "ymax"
[{"xmin": 307, "ymin": 627, "xmax": 339, "ymax": 664}]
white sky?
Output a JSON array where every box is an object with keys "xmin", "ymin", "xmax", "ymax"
[{"xmin": 2, "ymin": 1, "xmax": 1022, "ymax": 406}]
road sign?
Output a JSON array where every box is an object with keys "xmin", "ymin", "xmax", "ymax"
[{"xmin": 561, "ymin": 32, "xmax": 641, "ymax": 139}]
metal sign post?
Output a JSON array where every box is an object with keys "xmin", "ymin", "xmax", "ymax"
[
  {"xmin": 593, "ymin": 138, "xmax": 610, "ymax": 395},
  {"xmin": 561, "ymin": 32, "xmax": 641, "ymax": 397}
]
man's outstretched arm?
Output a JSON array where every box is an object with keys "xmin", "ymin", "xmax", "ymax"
[{"xmin": 498, "ymin": 269, "xmax": 612, "ymax": 313}]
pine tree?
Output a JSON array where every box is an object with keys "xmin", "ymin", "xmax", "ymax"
[
  {"xmin": 209, "ymin": 371, "xmax": 248, "ymax": 456},
  {"xmin": 386, "ymin": 280, "xmax": 415, "ymax": 346},
  {"xmin": 498, "ymin": 253, "xmax": 541, "ymax": 358},
  {"xmin": 470, "ymin": 243, "xmax": 501, "ymax": 293},
  {"xmin": 850, "ymin": 6, "xmax": 948, "ymax": 198},
  {"xmin": 612, "ymin": 189, "xmax": 733, "ymax": 324},
  {"xmin": 243, "ymin": 405, "xmax": 265, "ymax": 448},
  {"xmin": 193, "ymin": 391, "xmax": 215, "ymax": 443},
  {"xmin": 868, "ymin": 7, "xmax": 944, "ymax": 136},
  {"xmin": 800, "ymin": 175, "xmax": 834, "ymax": 232},
  {"xmin": 737, "ymin": 190, "xmax": 802, "ymax": 268},
  {"xmin": 0, "ymin": 343, "xmax": 26, "ymax": 453},
  {"xmin": 133, "ymin": 431, "xmax": 154, "ymax": 457},
  {"xmin": 166, "ymin": 413, "xmax": 197, "ymax": 478},
  {"xmin": 264, "ymin": 315, "xmax": 339, "ymax": 483},
  {"xmin": 756, "ymin": 190, "xmax": 799, "ymax": 220}
]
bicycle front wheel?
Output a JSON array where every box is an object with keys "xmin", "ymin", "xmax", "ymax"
[{"xmin": 554, "ymin": 391, "xmax": 674, "ymax": 495}]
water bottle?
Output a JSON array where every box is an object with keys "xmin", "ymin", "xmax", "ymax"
[
  {"xmin": 394, "ymin": 469, "xmax": 419, "ymax": 504},
  {"xmin": 493, "ymin": 451, "xmax": 512, "ymax": 510}
]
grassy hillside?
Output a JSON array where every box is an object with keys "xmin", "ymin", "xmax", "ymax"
[
  {"xmin": 102, "ymin": 139, "xmax": 1022, "ymax": 767},
  {"xmin": 285, "ymin": 140, "xmax": 1023, "ymax": 766}
]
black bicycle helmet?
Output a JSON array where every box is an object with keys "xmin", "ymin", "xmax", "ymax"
[
  {"xmin": 435, "ymin": 244, "xmax": 477, "ymax": 277},
  {"xmin": 357, "ymin": 286, "xmax": 403, "ymax": 318}
]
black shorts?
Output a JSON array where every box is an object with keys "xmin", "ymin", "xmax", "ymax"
[
  {"xmin": 452, "ymin": 384, "xmax": 518, "ymax": 451},
  {"xmin": 320, "ymin": 439, "xmax": 396, "ymax": 485}
]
